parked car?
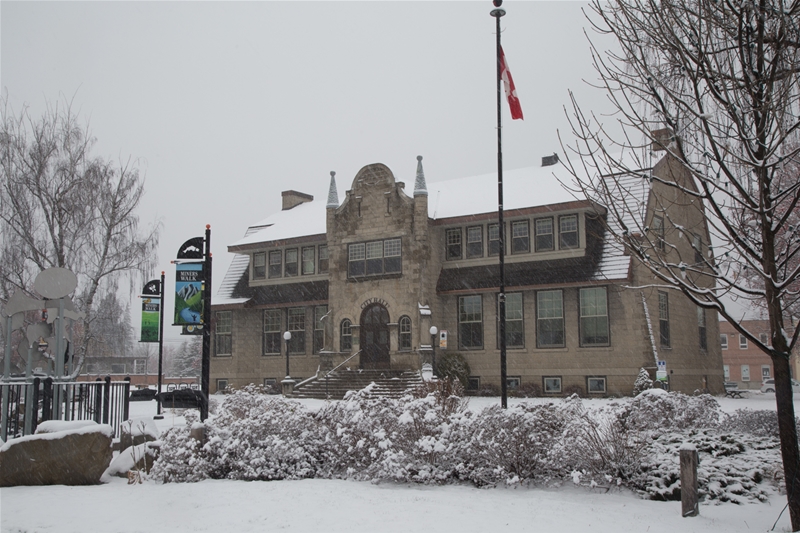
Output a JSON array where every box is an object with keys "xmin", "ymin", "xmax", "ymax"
[{"xmin": 760, "ymin": 378, "xmax": 800, "ymax": 393}]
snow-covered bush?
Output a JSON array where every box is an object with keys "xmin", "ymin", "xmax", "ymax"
[
  {"xmin": 720, "ymin": 409, "xmax": 780, "ymax": 437},
  {"xmin": 150, "ymin": 411, "xmax": 210, "ymax": 483},
  {"xmin": 617, "ymin": 389, "xmax": 722, "ymax": 432},
  {"xmin": 632, "ymin": 368, "xmax": 653, "ymax": 396},
  {"xmin": 435, "ymin": 353, "xmax": 471, "ymax": 389}
]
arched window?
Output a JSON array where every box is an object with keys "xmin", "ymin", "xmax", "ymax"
[
  {"xmin": 399, "ymin": 316, "xmax": 412, "ymax": 350},
  {"xmin": 340, "ymin": 319, "xmax": 352, "ymax": 352}
]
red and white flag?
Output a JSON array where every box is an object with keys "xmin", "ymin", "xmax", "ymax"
[{"xmin": 500, "ymin": 46, "xmax": 523, "ymax": 120}]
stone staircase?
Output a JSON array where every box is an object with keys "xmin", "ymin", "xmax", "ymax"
[{"xmin": 290, "ymin": 369, "xmax": 424, "ymax": 400}]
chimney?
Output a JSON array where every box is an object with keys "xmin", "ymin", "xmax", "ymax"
[
  {"xmin": 651, "ymin": 128, "xmax": 675, "ymax": 152},
  {"xmin": 541, "ymin": 153, "xmax": 559, "ymax": 167},
  {"xmin": 282, "ymin": 190, "xmax": 314, "ymax": 211}
]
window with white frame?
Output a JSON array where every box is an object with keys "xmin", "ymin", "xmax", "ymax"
[
  {"xmin": 723, "ymin": 365, "xmax": 730, "ymax": 381},
  {"xmin": 340, "ymin": 319, "xmax": 352, "ymax": 352},
  {"xmin": 134, "ymin": 359, "xmax": 146, "ymax": 375},
  {"xmin": 318, "ymin": 245, "xmax": 329, "ymax": 274},
  {"xmin": 215, "ymin": 311, "xmax": 232, "ymax": 356},
  {"xmin": 535, "ymin": 218, "xmax": 554, "ymax": 251},
  {"xmin": 313, "ymin": 306, "xmax": 327, "ymax": 354},
  {"xmin": 348, "ymin": 239, "xmax": 401, "ymax": 277},
  {"xmin": 488, "ymin": 223, "xmax": 501, "ymax": 256},
  {"xmin": 587, "ymin": 376, "xmax": 607, "ymax": 393},
  {"xmin": 269, "ymin": 251, "xmax": 282, "ymax": 278},
  {"xmin": 579, "ymin": 287, "xmax": 609, "ymax": 346},
  {"xmin": 511, "ymin": 220, "xmax": 530, "ymax": 254},
  {"xmin": 302, "ymin": 246, "xmax": 315, "ymax": 275},
  {"xmin": 543, "ymin": 376, "xmax": 562, "ymax": 394},
  {"xmin": 253, "ymin": 252, "xmax": 266, "ymax": 279},
  {"xmin": 499, "ymin": 292, "xmax": 524, "ymax": 348},
  {"xmin": 288, "ymin": 307, "xmax": 305, "ymax": 354},
  {"xmin": 721, "ymin": 334, "xmax": 728, "ymax": 349},
  {"xmin": 285, "ymin": 248, "xmax": 298, "ymax": 277},
  {"xmin": 741, "ymin": 365, "xmax": 750, "ymax": 381},
  {"xmin": 537, "ymin": 290, "xmax": 564, "ymax": 348},
  {"xmin": 760, "ymin": 332, "xmax": 768, "ymax": 345},
  {"xmin": 467, "ymin": 226, "xmax": 483, "ymax": 258},
  {"xmin": 263, "ymin": 309, "xmax": 282, "ymax": 355},
  {"xmin": 652, "ymin": 215, "xmax": 665, "ymax": 251},
  {"xmin": 216, "ymin": 379, "xmax": 228, "ymax": 392},
  {"xmin": 740, "ymin": 334, "xmax": 748, "ymax": 349},
  {"xmin": 506, "ymin": 376, "xmax": 521, "ymax": 390},
  {"xmin": 111, "ymin": 363, "xmax": 126, "ymax": 375},
  {"xmin": 446, "ymin": 229, "xmax": 462, "ymax": 260},
  {"xmin": 399, "ymin": 316, "xmax": 412, "ymax": 350},
  {"xmin": 458, "ymin": 295, "xmax": 483, "ymax": 349},
  {"xmin": 559, "ymin": 214, "xmax": 578, "ymax": 249},
  {"xmin": 762, "ymin": 365, "xmax": 771, "ymax": 380}
]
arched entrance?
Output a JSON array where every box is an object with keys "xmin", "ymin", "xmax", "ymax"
[{"xmin": 360, "ymin": 303, "xmax": 390, "ymax": 369}]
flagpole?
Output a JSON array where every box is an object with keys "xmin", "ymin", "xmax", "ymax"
[{"xmin": 490, "ymin": 0, "xmax": 507, "ymax": 410}]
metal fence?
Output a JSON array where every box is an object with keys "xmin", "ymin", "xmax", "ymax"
[{"xmin": 0, "ymin": 376, "xmax": 131, "ymax": 441}]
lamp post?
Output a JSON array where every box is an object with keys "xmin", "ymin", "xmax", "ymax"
[
  {"xmin": 430, "ymin": 326, "xmax": 438, "ymax": 377},
  {"xmin": 283, "ymin": 331, "xmax": 292, "ymax": 379}
]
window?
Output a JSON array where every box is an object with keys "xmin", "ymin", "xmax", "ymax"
[
  {"xmin": 318, "ymin": 245, "xmax": 329, "ymax": 274},
  {"xmin": 537, "ymin": 290, "xmax": 564, "ymax": 348},
  {"xmin": 741, "ymin": 364, "xmax": 750, "ymax": 382},
  {"xmin": 658, "ymin": 291, "xmax": 670, "ymax": 347},
  {"xmin": 652, "ymin": 215, "xmax": 665, "ymax": 251},
  {"xmin": 86, "ymin": 363, "xmax": 98, "ymax": 374},
  {"xmin": 579, "ymin": 287, "xmax": 609, "ymax": 346},
  {"xmin": 693, "ymin": 233, "xmax": 703, "ymax": 264},
  {"xmin": 723, "ymin": 365, "xmax": 730, "ymax": 381},
  {"xmin": 302, "ymin": 247, "xmax": 315, "ymax": 275},
  {"xmin": 399, "ymin": 316, "xmax": 412, "ymax": 350},
  {"xmin": 215, "ymin": 311, "xmax": 232, "ymax": 356},
  {"xmin": 500, "ymin": 293, "xmax": 524, "ymax": 347},
  {"xmin": 488, "ymin": 223, "xmax": 502, "ymax": 256},
  {"xmin": 721, "ymin": 334, "xmax": 728, "ymax": 349},
  {"xmin": 697, "ymin": 306, "xmax": 707, "ymax": 351},
  {"xmin": 559, "ymin": 215, "xmax": 579, "ymax": 249},
  {"xmin": 285, "ymin": 248, "xmax": 298, "ymax": 277},
  {"xmin": 458, "ymin": 295, "xmax": 483, "ymax": 349},
  {"xmin": 467, "ymin": 376, "xmax": 480, "ymax": 391},
  {"xmin": 216, "ymin": 379, "xmax": 228, "ymax": 392},
  {"xmin": 543, "ymin": 376, "xmax": 562, "ymax": 394},
  {"xmin": 762, "ymin": 365, "xmax": 771, "ymax": 380},
  {"xmin": 340, "ymin": 319, "xmax": 352, "ymax": 352},
  {"xmin": 587, "ymin": 376, "xmax": 607, "ymax": 394},
  {"xmin": 739, "ymin": 334, "xmax": 748, "ymax": 349},
  {"xmin": 348, "ymin": 239, "xmax": 401, "ymax": 278},
  {"xmin": 253, "ymin": 252, "xmax": 266, "ymax": 279},
  {"xmin": 511, "ymin": 220, "xmax": 530, "ymax": 254},
  {"xmin": 269, "ymin": 251, "xmax": 282, "ymax": 279},
  {"xmin": 313, "ymin": 305, "xmax": 327, "ymax": 353},
  {"xmin": 263, "ymin": 309, "xmax": 282, "ymax": 355},
  {"xmin": 111, "ymin": 363, "xmax": 126, "ymax": 375},
  {"xmin": 467, "ymin": 226, "xmax": 483, "ymax": 258},
  {"xmin": 263, "ymin": 378, "xmax": 278, "ymax": 394},
  {"xmin": 134, "ymin": 360, "xmax": 146, "ymax": 375},
  {"xmin": 446, "ymin": 229, "xmax": 462, "ymax": 260},
  {"xmin": 507, "ymin": 377, "xmax": 521, "ymax": 390},
  {"xmin": 760, "ymin": 333, "xmax": 769, "ymax": 345},
  {"xmin": 288, "ymin": 307, "xmax": 305, "ymax": 354},
  {"xmin": 535, "ymin": 218, "xmax": 554, "ymax": 251}
]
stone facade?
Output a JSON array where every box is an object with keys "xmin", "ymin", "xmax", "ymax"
[{"xmin": 210, "ymin": 153, "xmax": 724, "ymax": 396}]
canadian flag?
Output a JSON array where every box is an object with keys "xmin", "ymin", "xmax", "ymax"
[{"xmin": 500, "ymin": 46, "xmax": 523, "ymax": 120}]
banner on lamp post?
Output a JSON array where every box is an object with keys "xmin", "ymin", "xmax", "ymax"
[
  {"xmin": 174, "ymin": 262, "xmax": 204, "ymax": 326},
  {"xmin": 140, "ymin": 297, "xmax": 161, "ymax": 342}
]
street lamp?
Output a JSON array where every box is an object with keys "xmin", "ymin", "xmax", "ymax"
[
  {"xmin": 430, "ymin": 326, "xmax": 438, "ymax": 377},
  {"xmin": 283, "ymin": 331, "xmax": 292, "ymax": 379}
]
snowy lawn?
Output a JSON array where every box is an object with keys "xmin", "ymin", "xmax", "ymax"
[{"xmin": 1, "ymin": 391, "xmax": 797, "ymax": 533}]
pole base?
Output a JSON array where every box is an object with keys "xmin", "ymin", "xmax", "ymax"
[{"xmin": 153, "ymin": 415, "xmax": 165, "ymax": 420}]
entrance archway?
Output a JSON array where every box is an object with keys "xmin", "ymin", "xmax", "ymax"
[{"xmin": 360, "ymin": 303, "xmax": 390, "ymax": 369}]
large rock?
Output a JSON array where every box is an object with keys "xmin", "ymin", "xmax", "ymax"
[{"xmin": 0, "ymin": 422, "xmax": 113, "ymax": 486}]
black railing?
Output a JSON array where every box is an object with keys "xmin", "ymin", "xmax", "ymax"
[{"xmin": 0, "ymin": 376, "xmax": 131, "ymax": 441}]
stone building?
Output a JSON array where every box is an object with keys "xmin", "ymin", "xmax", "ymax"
[{"xmin": 210, "ymin": 152, "xmax": 724, "ymax": 396}]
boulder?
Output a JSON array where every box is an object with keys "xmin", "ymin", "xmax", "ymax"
[
  {"xmin": 0, "ymin": 422, "xmax": 113, "ymax": 486},
  {"xmin": 104, "ymin": 441, "xmax": 160, "ymax": 479}
]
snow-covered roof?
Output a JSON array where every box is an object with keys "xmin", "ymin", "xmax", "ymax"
[{"xmin": 230, "ymin": 200, "xmax": 326, "ymax": 249}]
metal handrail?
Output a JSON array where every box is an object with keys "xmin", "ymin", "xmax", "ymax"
[{"xmin": 325, "ymin": 349, "xmax": 363, "ymax": 378}]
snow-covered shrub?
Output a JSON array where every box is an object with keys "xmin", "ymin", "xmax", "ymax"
[
  {"xmin": 435, "ymin": 353, "xmax": 471, "ymax": 388},
  {"xmin": 451, "ymin": 403, "xmax": 568, "ymax": 486},
  {"xmin": 510, "ymin": 382, "xmax": 542, "ymax": 398},
  {"xmin": 562, "ymin": 384, "xmax": 584, "ymax": 397},
  {"xmin": 720, "ymin": 409, "xmax": 780, "ymax": 438},
  {"xmin": 618, "ymin": 389, "xmax": 722, "ymax": 432},
  {"xmin": 632, "ymin": 368, "xmax": 653, "ymax": 396},
  {"xmin": 150, "ymin": 411, "xmax": 210, "ymax": 483}
]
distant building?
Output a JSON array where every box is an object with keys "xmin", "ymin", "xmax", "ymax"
[
  {"xmin": 719, "ymin": 319, "xmax": 798, "ymax": 389},
  {"xmin": 210, "ymin": 152, "xmax": 723, "ymax": 396}
]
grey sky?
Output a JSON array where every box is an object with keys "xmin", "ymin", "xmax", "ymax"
[{"xmin": 1, "ymin": 1, "xmax": 618, "ymax": 337}]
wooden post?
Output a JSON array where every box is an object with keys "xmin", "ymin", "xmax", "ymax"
[{"xmin": 680, "ymin": 444, "xmax": 699, "ymax": 517}]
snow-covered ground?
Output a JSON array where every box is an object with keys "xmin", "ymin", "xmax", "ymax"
[{"xmin": 1, "ymin": 392, "xmax": 796, "ymax": 533}]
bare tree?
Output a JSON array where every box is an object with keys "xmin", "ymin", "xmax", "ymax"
[
  {"xmin": 561, "ymin": 0, "xmax": 800, "ymax": 527},
  {"xmin": 0, "ymin": 95, "xmax": 160, "ymax": 375}
]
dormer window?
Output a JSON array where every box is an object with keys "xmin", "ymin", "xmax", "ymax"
[
  {"xmin": 253, "ymin": 252, "xmax": 266, "ymax": 279},
  {"xmin": 535, "ymin": 218, "xmax": 554, "ymax": 251},
  {"xmin": 268, "ymin": 251, "xmax": 282, "ymax": 278},
  {"xmin": 559, "ymin": 215, "xmax": 578, "ymax": 249},
  {"xmin": 511, "ymin": 220, "xmax": 530, "ymax": 254},
  {"xmin": 285, "ymin": 248, "xmax": 298, "ymax": 277}
]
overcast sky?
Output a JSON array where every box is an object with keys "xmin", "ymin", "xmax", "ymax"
[{"xmin": 1, "ymin": 0, "xmax": 622, "ymax": 339}]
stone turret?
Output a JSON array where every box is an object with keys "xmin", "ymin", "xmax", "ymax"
[
  {"xmin": 326, "ymin": 171, "xmax": 339, "ymax": 209},
  {"xmin": 413, "ymin": 156, "xmax": 429, "ymax": 242}
]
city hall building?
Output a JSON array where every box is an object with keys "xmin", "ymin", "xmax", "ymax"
[{"xmin": 210, "ymin": 151, "xmax": 723, "ymax": 396}]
